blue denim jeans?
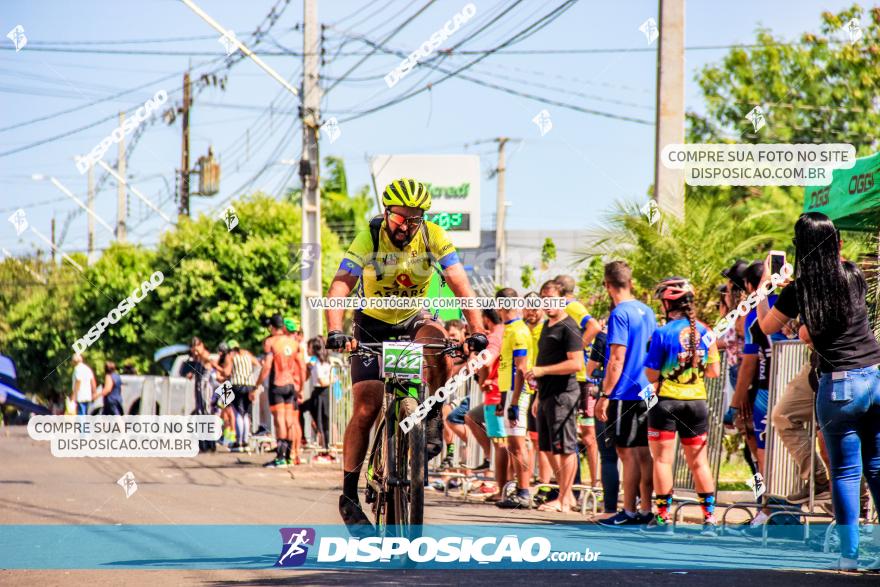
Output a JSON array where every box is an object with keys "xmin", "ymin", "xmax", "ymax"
[
  {"xmin": 76, "ymin": 402, "xmax": 89, "ymax": 416},
  {"xmin": 816, "ymin": 365, "xmax": 880, "ymax": 560}
]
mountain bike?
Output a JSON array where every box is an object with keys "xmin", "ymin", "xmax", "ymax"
[{"xmin": 351, "ymin": 337, "xmax": 463, "ymax": 537}]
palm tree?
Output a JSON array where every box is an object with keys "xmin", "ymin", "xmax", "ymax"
[{"xmin": 576, "ymin": 190, "xmax": 797, "ymax": 320}]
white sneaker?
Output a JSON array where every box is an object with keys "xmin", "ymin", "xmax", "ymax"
[
  {"xmin": 830, "ymin": 557, "xmax": 859, "ymax": 571},
  {"xmin": 749, "ymin": 511, "xmax": 769, "ymax": 527}
]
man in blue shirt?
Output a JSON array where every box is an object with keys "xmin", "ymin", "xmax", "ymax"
[{"xmin": 596, "ymin": 261, "xmax": 657, "ymax": 527}]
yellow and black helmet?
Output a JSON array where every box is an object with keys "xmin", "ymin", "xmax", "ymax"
[{"xmin": 381, "ymin": 178, "xmax": 432, "ymax": 210}]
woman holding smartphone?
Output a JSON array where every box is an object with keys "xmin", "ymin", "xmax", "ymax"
[{"xmin": 757, "ymin": 212, "xmax": 880, "ymax": 571}]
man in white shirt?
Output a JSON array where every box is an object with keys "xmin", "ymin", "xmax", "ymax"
[{"xmin": 71, "ymin": 354, "xmax": 97, "ymax": 416}]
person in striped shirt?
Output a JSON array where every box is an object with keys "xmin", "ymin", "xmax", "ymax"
[{"xmin": 223, "ymin": 340, "xmax": 261, "ymax": 453}]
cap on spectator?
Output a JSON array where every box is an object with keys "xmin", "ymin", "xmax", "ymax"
[
  {"xmin": 721, "ymin": 259, "xmax": 749, "ymax": 290},
  {"xmin": 227, "ymin": 340, "xmax": 239, "ymax": 349},
  {"xmin": 284, "ymin": 317, "xmax": 298, "ymax": 332}
]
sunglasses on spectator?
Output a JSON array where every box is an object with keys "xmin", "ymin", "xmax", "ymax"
[{"xmin": 386, "ymin": 210, "xmax": 424, "ymax": 228}]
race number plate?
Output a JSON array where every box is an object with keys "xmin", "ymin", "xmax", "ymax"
[{"xmin": 381, "ymin": 342, "xmax": 424, "ymax": 380}]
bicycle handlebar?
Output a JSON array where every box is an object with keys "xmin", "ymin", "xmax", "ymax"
[{"xmin": 349, "ymin": 340, "xmax": 464, "ymax": 358}]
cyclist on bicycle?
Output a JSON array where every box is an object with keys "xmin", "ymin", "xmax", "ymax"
[{"xmin": 324, "ymin": 178, "xmax": 488, "ymax": 533}]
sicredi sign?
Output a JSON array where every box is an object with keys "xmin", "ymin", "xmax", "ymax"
[{"xmin": 370, "ymin": 154, "xmax": 481, "ymax": 248}]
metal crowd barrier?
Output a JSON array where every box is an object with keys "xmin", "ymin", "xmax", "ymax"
[{"xmin": 764, "ymin": 340, "xmax": 812, "ymax": 498}]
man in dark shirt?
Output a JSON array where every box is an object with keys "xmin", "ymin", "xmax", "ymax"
[{"xmin": 526, "ymin": 280, "xmax": 583, "ymax": 513}]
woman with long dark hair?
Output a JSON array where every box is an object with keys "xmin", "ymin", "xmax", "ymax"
[
  {"xmin": 758, "ymin": 212, "xmax": 880, "ymax": 571},
  {"xmin": 642, "ymin": 277, "xmax": 721, "ymax": 536},
  {"xmin": 307, "ymin": 336, "xmax": 334, "ymax": 459},
  {"xmin": 100, "ymin": 361, "xmax": 124, "ymax": 416}
]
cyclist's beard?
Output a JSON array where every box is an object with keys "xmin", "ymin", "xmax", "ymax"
[{"xmin": 388, "ymin": 226, "xmax": 414, "ymax": 248}]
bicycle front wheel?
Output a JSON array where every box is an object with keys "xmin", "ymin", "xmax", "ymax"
[{"xmin": 395, "ymin": 397, "xmax": 425, "ymax": 534}]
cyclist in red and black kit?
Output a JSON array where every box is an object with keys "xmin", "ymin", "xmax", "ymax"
[{"xmin": 255, "ymin": 313, "xmax": 306, "ymax": 468}]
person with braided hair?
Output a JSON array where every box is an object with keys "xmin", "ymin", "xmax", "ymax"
[{"xmin": 642, "ymin": 277, "xmax": 721, "ymax": 537}]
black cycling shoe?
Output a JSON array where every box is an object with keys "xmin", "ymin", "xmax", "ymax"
[
  {"xmin": 425, "ymin": 409, "xmax": 444, "ymax": 461},
  {"xmin": 339, "ymin": 495, "xmax": 375, "ymax": 537}
]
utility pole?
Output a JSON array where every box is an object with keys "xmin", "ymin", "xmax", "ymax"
[
  {"xmin": 494, "ymin": 137, "xmax": 508, "ymax": 285},
  {"xmin": 116, "ymin": 111, "xmax": 127, "ymax": 241},
  {"xmin": 653, "ymin": 0, "xmax": 686, "ymax": 220},
  {"xmin": 87, "ymin": 162, "xmax": 95, "ymax": 262},
  {"xmin": 299, "ymin": 0, "xmax": 322, "ymax": 342},
  {"xmin": 50, "ymin": 217, "xmax": 56, "ymax": 264},
  {"xmin": 179, "ymin": 71, "xmax": 192, "ymax": 217}
]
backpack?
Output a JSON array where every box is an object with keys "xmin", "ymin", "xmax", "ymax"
[{"xmin": 367, "ymin": 215, "xmax": 446, "ymax": 287}]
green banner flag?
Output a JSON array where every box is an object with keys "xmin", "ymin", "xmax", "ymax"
[{"xmin": 803, "ymin": 151, "xmax": 880, "ymax": 231}]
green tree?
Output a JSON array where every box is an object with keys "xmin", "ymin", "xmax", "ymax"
[
  {"xmin": 520, "ymin": 264, "xmax": 535, "ymax": 289},
  {"xmin": 151, "ymin": 194, "xmax": 344, "ymax": 352},
  {"xmin": 0, "ymin": 257, "xmax": 81, "ymax": 401},
  {"xmin": 581, "ymin": 196, "xmax": 793, "ymax": 322},
  {"xmin": 287, "ymin": 156, "xmax": 375, "ymax": 241},
  {"xmin": 540, "ymin": 238, "xmax": 557, "ymax": 270}
]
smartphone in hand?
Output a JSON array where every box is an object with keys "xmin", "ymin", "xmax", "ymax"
[{"xmin": 768, "ymin": 250, "xmax": 786, "ymax": 275}]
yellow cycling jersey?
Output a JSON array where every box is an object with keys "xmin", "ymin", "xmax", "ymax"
[
  {"xmin": 339, "ymin": 220, "xmax": 460, "ymax": 324},
  {"xmin": 564, "ymin": 299, "xmax": 591, "ymax": 382},
  {"xmin": 527, "ymin": 321, "xmax": 543, "ymax": 393},
  {"xmin": 499, "ymin": 318, "xmax": 532, "ymax": 393}
]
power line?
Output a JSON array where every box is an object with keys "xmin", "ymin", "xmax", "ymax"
[
  {"xmin": 10, "ymin": 39, "xmax": 846, "ymax": 57},
  {"xmin": 335, "ymin": 2, "xmax": 643, "ymax": 126},
  {"xmin": 323, "ymin": 0, "xmax": 439, "ymax": 95}
]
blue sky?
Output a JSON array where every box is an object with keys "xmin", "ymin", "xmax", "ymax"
[{"xmin": 0, "ymin": 0, "xmax": 863, "ymax": 258}]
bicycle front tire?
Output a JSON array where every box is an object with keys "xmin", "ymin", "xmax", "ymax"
[{"xmin": 395, "ymin": 397, "xmax": 424, "ymax": 533}]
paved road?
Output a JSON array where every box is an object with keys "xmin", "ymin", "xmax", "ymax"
[{"xmin": 1, "ymin": 426, "xmax": 877, "ymax": 585}]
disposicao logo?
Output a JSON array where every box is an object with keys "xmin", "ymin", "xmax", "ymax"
[{"xmin": 276, "ymin": 527, "xmax": 316, "ymax": 567}]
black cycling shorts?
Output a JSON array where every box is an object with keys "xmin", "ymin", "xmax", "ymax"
[
  {"xmin": 526, "ymin": 393, "xmax": 538, "ymax": 434},
  {"xmin": 536, "ymin": 391, "xmax": 579, "ymax": 455},
  {"xmin": 269, "ymin": 384, "xmax": 298, "ymax": 408},
  {"xmin": 231, "ymin": 384, "xmax": 253, "ymax": 414},
  {"xmin": 607, "ymin": 399, "xmax": 649, "ymax": 448},
  {"xmin": 647, "ymin": 397, "xmax": 709, "ymax": 443},
  {"xmin": 350, "ymin": 309, "xmax": 436, "ymax": 384}
]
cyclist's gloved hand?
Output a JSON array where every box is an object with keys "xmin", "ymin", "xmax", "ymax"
[
  {"xmin": 326, "ymin": 330, "xmax": 351, "ymax": 350},
  {"xmin": 465, "ymin": 333, "xmax": 489, "ymax": 354},
  {"xmin": 507, "ymin": 405, "xmax": 519, "ymax": 422}
]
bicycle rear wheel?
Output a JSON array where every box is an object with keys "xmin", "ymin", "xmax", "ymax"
[{"xmin": 394, "ymin": 396, "xmax": 424, "ymax": 536}]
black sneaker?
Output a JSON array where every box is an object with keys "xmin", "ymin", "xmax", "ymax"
[
  {"xmin": 597, "ymin": 511, "xmax": 643, "ymax": 528},
  {"xmin": 641, "ymin": 515, "xmax": 673, "ymax": 534},
  {"xmin": 497, "ymin": 493, "xmax": 532, "ymax": 509},
  {"xmin": 440, "ymin": 456, "xmax": 454, "ymax": 470},
  {"xmin": 338, "ymin": 495, "xmax": 375, "ymax": 538},
  {"xmin": 470, "ymin": 459, "xmax": 491, "ymax": 472}
]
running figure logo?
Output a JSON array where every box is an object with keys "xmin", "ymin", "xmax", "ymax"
[
  {"xmin": 639, "ymin": 384, "xmax": 658, "ymax": 412},
  {"xmin": 220, "ymin": 206, "xmax": 239, "ymax": 231},
  {"xmin": 213, "ymin": 381, "xmax": 235, "ymax": 409},
  {"xmin": 745, "ymin": 106, "xmax": 766, "ymax": 133},
  {"xmin": 320, "ymin": 117, "xmax": 342, "ymax": 143},
  {"xmin": 532, "ymin": 109, "xmax": 553, "ymax": 136},
  {"xmin": 640, "ymin": 200, "xmax": 660, "ymax": 226},
  {"xmin": 6, "ymin": 25, "xmax": 27, "ymax": 52},
  {"xmin": 846, "ymin": 18, "xmax": 862, "ymax": 44},
  {"xmin": 276, "ymin": 527, "xmax": 316, "ymax": 567},
  {"xmin": 747, "ymin": 472, "xmax": 766, "ymax": 500},
  {"xmin": 285, "ymin": 243, "xmax": 320, "ymax": 281},
  {"xmin": 638, "ymin": 18, "xmax": 659, "ymax": 44},
  {"xmin": 218, "ymin": 30, "xmax": 239, "ymax": 55},
  {"xmin": 117, "ymin": 471, "xmax": 138, "ymax": 498},
  {"xmin": 8, "ymin": 208, "xmax": 28, "ymax": 236}
]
